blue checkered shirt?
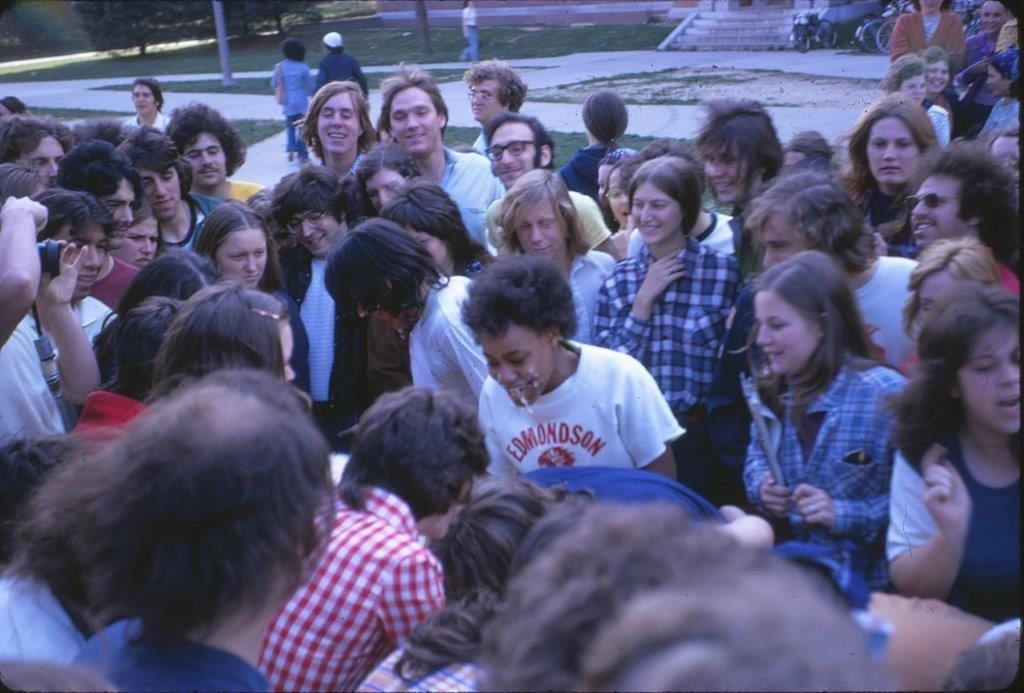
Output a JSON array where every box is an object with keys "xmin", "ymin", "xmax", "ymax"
[
  {"xmin": 593, "ymin": 238, "xmax": 739, "ymax": 415},
  {"xmin": 743, "ymin": 364, "xmax": 907, "ymax": 590}
]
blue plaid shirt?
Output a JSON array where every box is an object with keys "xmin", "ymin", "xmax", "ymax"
[
  {"xmin": 594, "ymin": 238, "xmax": 739, "ymax": 415},
  {"xmin": 743, "ymin": 364, "xmax": 907, "ymax": 590}
]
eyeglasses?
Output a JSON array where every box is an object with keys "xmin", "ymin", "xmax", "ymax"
[
  {"xmin": 287, "ymin": 211, "xmax": 325, "ymax": 233},
  {"xmin": 486, "ymin": 140, "xmax": 535, "ymax": 161},
  {"xmin": 468, "ymin": 89, "xmax": 496, "ymax": 102},
  {"xmin": 906, "ymin": 193, "xmax": 954, "ymax": 210}
]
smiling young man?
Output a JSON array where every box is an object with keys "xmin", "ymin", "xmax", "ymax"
[
  {"xmin": 301, "ymin": 80, "xmax": 377, "ymax": 179},
  {"xmin": 167, "ymin": 103, "xmax": 262, "ymax": 202},
  {"xmin": 462, "ymin": 60, "xmax": 527, "ymax": 156},
  {"xmin": 378, "ymin": 67, "xmax": 504, "ymax": 250},
  {"xmin": 483, "ymin": 112, "xmax": 614, "ymax": 257},
  {"xmin": 56, "ymin": 140, "xmax": 143, "ymax": 308},
  {"xmin": 0, "ymin": 115, "xmax": 74, "ymax": 188},
  {"xmin": 0, "ymin": 189, "xmax": 114, "ymax": 439},
  {"xmin": 119, "ymin": 126, "xmax": 221, "ymax": 250},
  {"xmin": 271, "ymin": 166, "xmax": 368, "ymax": 449},
  {"xmin": 909, "ymin": 140, "xmax": 1019, "ymax": 292},
  {"xmin": 695, "ymin": 99, "xmax": 783, "ymax": 279}
]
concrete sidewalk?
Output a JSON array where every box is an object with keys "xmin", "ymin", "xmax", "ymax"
[{"xmin": 1, "ymin": 49, "xmax": 891, "ymax": 187}]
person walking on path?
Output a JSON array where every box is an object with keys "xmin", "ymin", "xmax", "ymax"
[
  {"xmin": 272, "ymin": 38, "xmax": 313, "ymax": 164},
  {"xmin": 461, "ymin": 1, "xmax": 480, "ymax": 63},
  {"xmin": 315, "ymin": 32, "xmax": 368, "ymax": 97}
]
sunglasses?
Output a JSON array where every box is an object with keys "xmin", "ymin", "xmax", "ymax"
[{"xmin": 906, "ymin": 193, "xmax": 953, "ymax": 210}]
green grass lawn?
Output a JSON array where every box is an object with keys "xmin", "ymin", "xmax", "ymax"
[
  {"xmin": 27, "ymin": 107, "xmax": 283, "ymax": 146},
  {"xmin": 88, "ymin": 68, "xmax": 469, "ymax": 96},
  {"xmin": 444, "ymin": 126, "xmax": 668, "ymax": 170},
  {"xmin": 0, "ymin": 24, "xmax": 672, "ymax": 83}
]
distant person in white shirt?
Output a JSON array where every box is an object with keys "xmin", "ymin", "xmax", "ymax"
[
  {"xmin": 461, "ymin": 0, "xmax": 479, "ymax": 62},
  {"xmin": 124, "ymin": 77, "xmax": 169, "ymax": 132},
  {"xmin": 463, "ymin": 255, "xmax": 681, "ymax": 478}
]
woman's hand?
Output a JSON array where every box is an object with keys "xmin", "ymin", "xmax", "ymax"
[
  {"xmin": 632, "ymin": 254, "xmax": 685, "ymax": 320},
  {"xmin": 792, "ymin": 483, "xmax": 835, "ymax": 529},
  {"xmin": 758, "ymin": 472, "xmax": 792, "ymax": 518},
  {"xmin": 920, "ymin": 444, "xmax": 972, "ymax": 541}
]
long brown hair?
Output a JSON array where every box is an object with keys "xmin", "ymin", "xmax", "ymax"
[
  {"xmin": 893, "ymin": 282, "xmax": 1019, "ymax": 464},
  {"xmin": 150, "ymin": 282, "xmax": 288, "ymax": 398},
  {"xmin": 752, "ymin": 251, "xmax": 876, "ymax": 419},
  {"xmin": 194, "ymin": 199, "xmax": 284, "ymax": 292},
  {"xmin": 841, "ymin": 96, "xmax": 936, "ymax": 202}
]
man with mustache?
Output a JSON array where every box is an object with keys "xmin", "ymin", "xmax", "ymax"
[
  {"xmin": 119, "ymin": 127, "xmax": 221, "ymax": 250},
  {"xmin": 167, "ymin": 103, "xmax": 262, "ymax": 202}
]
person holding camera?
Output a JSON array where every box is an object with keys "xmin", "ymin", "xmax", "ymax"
[
  {"xmin": 0, "ymin": 190, "xmax": 113, "ymax": 439},
  {"xmin": 0, "ymin": 197, "xmax": 44, "ymax": 348}
]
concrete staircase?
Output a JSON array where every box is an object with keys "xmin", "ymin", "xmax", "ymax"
[{"xmin": 662, "ymin": 8, "xmax": 797, "ymax": 51}]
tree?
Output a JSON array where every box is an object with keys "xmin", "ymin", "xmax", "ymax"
[
  {"xmin": 223, "ymin": 1, "xmax": 322, "ymax": 38},
  {"xmin": 415, "ymin": 0, "xmax": 431, "ymax": 54},
  {"xmin": 72, "ymin": 0, "xmax": 209, "ymax": 55}
]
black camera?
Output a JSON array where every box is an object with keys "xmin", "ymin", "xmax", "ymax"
[{"xmin": 37, "ymin": 239, "xmax": 61, "ymax": 276}]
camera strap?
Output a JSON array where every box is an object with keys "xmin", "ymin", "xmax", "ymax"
[{"xmin": 30, "ymin": 305, "xmax": 78, "ymax": 432}]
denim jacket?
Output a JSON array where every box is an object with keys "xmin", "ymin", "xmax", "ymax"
[{"xmin": 743, "ymin": 364, "xmax": 906, "ymax": 589}]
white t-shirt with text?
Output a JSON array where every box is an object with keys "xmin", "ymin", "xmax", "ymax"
[{"xmin": 480, "ymin": 343, "xmax": 683, "ymax": 475}]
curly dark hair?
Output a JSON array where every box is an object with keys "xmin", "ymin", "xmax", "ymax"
[
  {"xmin": 340, "ymin": 386, "xmax": 489, "ymax": 519},
  {"xmin": 280, "ymin": 37, "xmax": 306, "ymax": 62},
  {"xmin": 381, "ymin": 178, "xmax": 489, "ymax": 275},
  {"xmin": 166, "ymin": 102, "xmax": 247, "ymax": 176},
  {"xmin": 118, "ymin": 125, "xmax": 181, "ymax": 177},
  {"xmin": 72, "ymin": 118, "xmax": 129, "ymax": 148},
  {"xmin": 270, "ymin": 164, "xmax": 356, "ymax": 231},
  {"xmin": 914, "ymin": 140, "xmax": 1019, "ymax": 267},
  {"xmin": 0, "ymin": 114, "xmax": 73, "ymax": 163},
  {"xmin": 893, "ymin": 282, "xmax": 1019, "ymax": 465},
  {"xmin": 462, "ymin": 255, "xmax": 577, "ymax": 339},
  {"xmin": 57, "ymin": 139, "xmax": 143, "ymax": 207},
  {"xmin": 1, "ymin": 95, "xmax": 28, "ymax": 115}
]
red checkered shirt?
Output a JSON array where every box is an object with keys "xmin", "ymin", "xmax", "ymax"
[{"xmin": 259, "ymin": 488, "xmax": 445, "ymax": 691}]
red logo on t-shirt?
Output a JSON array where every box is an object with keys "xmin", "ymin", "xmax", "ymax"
[{"xmin": 538, "ymin": 446, "xmax": 576, "ymax": 467}]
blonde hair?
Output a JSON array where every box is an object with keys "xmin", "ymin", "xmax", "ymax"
[
  {"xmin": 497, "ymin": 169, "xmax": 588, "ymax": 257},
  {"xmin": 903, "ymin": 238, "xmax": 1000, "ymax": 335},
  {"xmin": 302, "ymin": 81, "xmax": 377, "ymax": 159}
]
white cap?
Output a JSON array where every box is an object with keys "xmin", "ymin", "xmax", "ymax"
[{"xmin": 323, "ymin": 32, "xmax": 343, "ymax": 48}]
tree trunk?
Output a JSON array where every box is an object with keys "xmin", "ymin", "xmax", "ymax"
[
  {"xmin": 415, "ymin": 0, "xmax": 431, "ymax": 53},
  {"xmin": 275, "ymin": 13, "xmax": 283, "ymax": 35},
  {"xmin": 139, "ymin": 41, "xmax": 147, "ymax": 56}
]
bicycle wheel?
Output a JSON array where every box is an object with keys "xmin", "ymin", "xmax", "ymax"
[
  {"xmin": 856, "ymin": 16, "xmax": 880, "ymax": 51},
  {"xmin": 856, "ymin": 17, "xmax": 880, "ymax": 52},
  {"xmin": 874, "ymin": 16, "xmax": 896, "ymax": 54},
  {"xmin": 816, "ymin": 20, "xmax": 837, "ymax": 48}
]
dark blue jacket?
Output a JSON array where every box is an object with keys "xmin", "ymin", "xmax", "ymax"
[
  {"xmin": 279, "ymin": 246, "xmax": 369, "ymax": 422},
  {"xmin": 706, "ymin": 282, "xmax": 755, "ymax": 472},
  {"xmin": 558, "ymin": 143, "xmax": 607, "ymax": 202},
  {"xmin": 275, "ymin": 289, "xmax": 310, "ymax": 395},
  {"xmin": 316, "ymin": 48, "xmax": 368, "ymax": 96}
]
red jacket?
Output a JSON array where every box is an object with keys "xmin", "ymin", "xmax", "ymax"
[
  {"xmin": 74, "ymin": 390, "xmax": 147, "ymax": 443},
  {"xmin": 889, "ymin": 12, "xmax": 966, "ymax": 70}
]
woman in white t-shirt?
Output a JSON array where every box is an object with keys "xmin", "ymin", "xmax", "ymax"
[
  {"xmin": 497, "ymin": 169, "xmax": 614, "ymax": 344},
  {"xmin": 462, "ymin": 255, "xmax": 681, "ymax": 477}
]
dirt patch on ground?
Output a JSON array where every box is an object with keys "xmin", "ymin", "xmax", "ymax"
[{"xmin": 531, "ymin": 67, "xmax": 881, "ymax": 108}]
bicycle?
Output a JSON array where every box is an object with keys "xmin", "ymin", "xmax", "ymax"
[
  {"xmin": 873, "ymin": 0, "xmax": 915, "ymax": 54},
  {"xmin": 790, "ymin": 10, "xmax": 837, "ymax": 53}
]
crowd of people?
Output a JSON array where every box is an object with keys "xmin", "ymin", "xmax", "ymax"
[{"xmin": 0, "ymin": 5, "xmax": 1019, "ymax": 690}]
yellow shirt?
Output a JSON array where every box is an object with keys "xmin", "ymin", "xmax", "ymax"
[
  {"xmin": 486, "ymin": 189, "xmax": 611, "ymax": 253},
  {"xmin": 227, "ymin": 180, "xmax": 264, "ymax": 202}
]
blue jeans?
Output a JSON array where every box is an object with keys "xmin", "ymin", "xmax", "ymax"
[
  {"xmin": 461, "ymin": 26, "xmax": 479, "ymax": 62},
  {"xmin": 285, "ymin": 113, "xmax": 308, "ymax": 161}
]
